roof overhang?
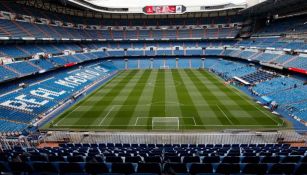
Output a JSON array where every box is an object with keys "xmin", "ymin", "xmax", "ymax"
[
  {"xmin": 68, "ymin": 0, "xmax": 247, "ymax": 14},
  {"xmin": 240, "ymin": 0, "xmax": 307, "ymax": 17}
]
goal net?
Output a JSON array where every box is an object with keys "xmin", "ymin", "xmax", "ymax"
[
  {"xmin": 152, "ymin": 117, "xmax": 179, "ymax": 130},
  {"xmin": 160, "ymin": 66, "xmax": 170, "ymax": 69}
]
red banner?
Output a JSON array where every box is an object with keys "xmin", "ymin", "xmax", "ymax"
[
  {"xmin": 64, "ymin": 62, "xmax": 77, "ymax": 67},
  {"xmin": 288, "ymin": 67, "xmax": 307, "ymax": 75},
  {"xmin": 144, "ymin": 5, "xmax": 183, "ymax": 14},
  {"xmin": 145, "ymin": 6, "xmax": 154, "ymax": 14}
]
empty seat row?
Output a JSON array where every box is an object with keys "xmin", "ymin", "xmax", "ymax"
[
  {"xmin": 5, "ymin": 154, "xmax": 306, "ymax": 164},
  {"xmin": 1, "ymin": 162, "xmax": 306, "ymax": 175}
]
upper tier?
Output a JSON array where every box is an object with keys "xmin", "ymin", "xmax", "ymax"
[
  {"xmin": 0, "ymin": 19, "xmax": 240, "ymax": 40},
  {"xmin": 0, "ymin": 2, "xmax": 243, "ymax": 41},
  {"xmin": 0, "ymin": 2, "xmax": 242, "ymax": 26},
  {"xmin": 253, "ymin": 15, "xmax": 307, "ymax": 37}
]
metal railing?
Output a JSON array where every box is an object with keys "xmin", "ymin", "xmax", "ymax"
[{"xmin": 41, "ymin": 130, "xmax": 306, "ymax": 144}]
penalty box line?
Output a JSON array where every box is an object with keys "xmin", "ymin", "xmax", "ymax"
[
  {"xmin": 55, "ymin": 106, "xmax": 116, "ymax": 127},
  {"xmin": 134, "ymin": 117, "xmax": 197, "ymax": 126},
  {"xmin": 54, "ymin": 106, "xmax": 81, "ymax": 126},
  {"xmin": 99, "ymin": 106, "xmax": 116, "ymax": 126}
]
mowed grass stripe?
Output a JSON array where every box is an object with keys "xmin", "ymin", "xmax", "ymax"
[
  {"xmin": 75, "ymin": 72, "xmax": 132, "ymax": 109},
  {"xmin": 171, "ymin": 69, "xmax": 204, "ymax": 126},
  {"xmin": 108, "ymin": 70, "xmax": 152, "ymax": 127},
  {"xmin": 177, "ymin": 70, "xmax": 222, "ymax": 125},
  {"xmin": 198, "ymin": 69, "xmax": 280, "ymax": 125},
  {"xmin": 49, "ymin": 68, "xmax": 287, "ymax": 131},
  {"xmin": 206, "ymin": 70, "xmax": 283, "ymax": 125},
  {"xmin": 52, "ymin": 71, "xmax": 126, "ymax": 126},
  {"xmin": 164, "ymin": 70, "xmax": 183, "ymax": 121},
  {"xmin": 193, "ymin": 69, "xmax": 256, "ymax": 125},
  {"xmin": 93, "ymin": 70, "xmax": 146, "ymax": 127},
  {"xmin": 127, "ymin": 70, "xmax": 158, "ymax": 127},
  {"xmin": 71, "ymin": 70, "xmax": 140, "ymax": 126},
  {"xmin": 196, "ymin": 70, "xmax": 264, "ymax": 124},
  {"xmin": 56, "ymin": 71, "xmax": 125, "ymax": 113},
  {"xmin": 185, "ymin": 69, "xmax": 237, "ymax": 125},
  {"xmin": 149, "ymin": 70, "xmax": 166, "ymax": 121},
  {"xmin": 78, "ymin": 71, "xmax": 126, "ymax": 105}
]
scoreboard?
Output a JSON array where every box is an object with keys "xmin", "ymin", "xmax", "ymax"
[{"xmin": 143, "ymin": 5, "xmax": 186, "ymax": 14}]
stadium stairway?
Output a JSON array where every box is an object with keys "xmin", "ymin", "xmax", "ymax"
[
  {"xmin": 15, "ymin": 45, "xmax": 31, "ymax": 56},
  {"xmin": 2, "ymin": 64, "xmax": 22, "ymax": 77},
  {"xmin": 282, "ymin": 55, "xmax": 300, "ymax": 66},
  {"xmin": 26, "ymin": 60, "xmax": 43, "ymax": 71},
  {"xmin": 11, "ymin": 20, "xmax": 34, "ymax": 37}
]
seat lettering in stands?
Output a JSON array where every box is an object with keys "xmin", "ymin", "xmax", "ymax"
[
  {"xmin": 64, "ymin": 75, "xmax": 88, "ymax": 84},
  {"xmin": 94, "ymin": 66, "xmax": 108, "ymax": 72},
  {"xmin": 75, "ymin": 72, "xmax": 97, "ymax": 80},
  {"xmin": 85, "ymin": 70, "xmax": 100, "ymax": 76},
  {"xmin": 0, "ymin": 100, "xmax": 40, "ymax": 112},
  {"xmin": 15, "ymin": 94, "xmax": 49, "ymax": 106},
  {"xmin": 55, "ymin": 79, "xmax": 80, "ymax": 88},
  {"xmin": 30, "ymin": 88, "xmax": 66, "ymax": 100}
]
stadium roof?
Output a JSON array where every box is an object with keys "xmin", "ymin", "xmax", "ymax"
[
  {"xmin": 80, "ymin": 0, "xmax": 247, "ymax": 8},
  {"xmin": 241, "ymin": 0, "xmax": 307, "ymax": 17},
  {"xmin": 66, "ymin": 0, "xmax": 247, "ymax": 14}
]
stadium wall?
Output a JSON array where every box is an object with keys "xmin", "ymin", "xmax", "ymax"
[{"xmin": 43, "ymin": 130, "xmax": 306, "ymax": 144}]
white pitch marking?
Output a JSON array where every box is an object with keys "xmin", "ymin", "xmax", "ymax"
[
  {"xmin": 205, "ymin": 71, "xmax": 281, "ymax": 126},
  {"xmin": 134, "ymin": 117, "xmax": 140, "ymax": 126},
  {"xmin": 55, "ymin": 106, "xmax": 81, "ymax": 126},
  {"xmin": 134, "ymin": 117, "xmax": 197, "ymax": 126},
  {"xmin": 216, "ymin": 104, "xmax": 234, "ymax": 125},
  {"xmin": 136, "ymin": 117, "xmax": 194, "ymax": 118},
  {"xmin": 56, "ymin": 124, "xmax": 280, "ymax": 127},
  {"xmin": 191, "ymin": 117, "xmax": 197, "ymax": 126},
  {"xmin": 99, "ymin": 106, "xmax": 115, "ymax": 126},
  {"xmin": 254, "ymin": 105, "xmax": 282, "ymax": 126},
  {"xmin": 232, "ymin": 89, "xmax": 281, "ymax": 126}
]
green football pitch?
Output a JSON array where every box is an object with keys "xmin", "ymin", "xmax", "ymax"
[{"xmin": 45, "ymin": 69, "xmax": 289, "ymax": 131}]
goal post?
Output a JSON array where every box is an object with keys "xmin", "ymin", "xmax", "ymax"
[
  {"xmin": 152, "ymin": 117, "xmax": 179, "ymax": 130},
  {"xmin": 160, "ymin": 65, "xmax": 170, "ymax": 69}
]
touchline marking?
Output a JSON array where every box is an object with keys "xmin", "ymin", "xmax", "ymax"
[
  {"xmin": 232, "ymin": 89, "xmax": 281, "ymax": 126},
  {"xmin": 56, "ymin": 124, "xmax": 280, "ymax": 127},
  {"xmin": 205, "ymin": 71, "xmax": 281, "ymax": 126},
  {"xmin": 84, "ymin": 104, "xmax": 224, "ymax": 107},
  {"xmin": 99, "ymin": 106, "xmax": 115, "ymax": 126},
  {"xmin": 216, "ymin": 104, "xmax": 234, "ymax": 125},
  {"xmin": 254, "ymin": 104, "xmax": 281, "ymax": 125},
  {"xmin": 55, "ymin": 106, "xmax": 80, "ymax": 126}
]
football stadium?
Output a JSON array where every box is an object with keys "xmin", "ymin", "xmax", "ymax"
[{"xmin": 0, "ymin": 0, "xmax": 306, "ymax": 174}]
